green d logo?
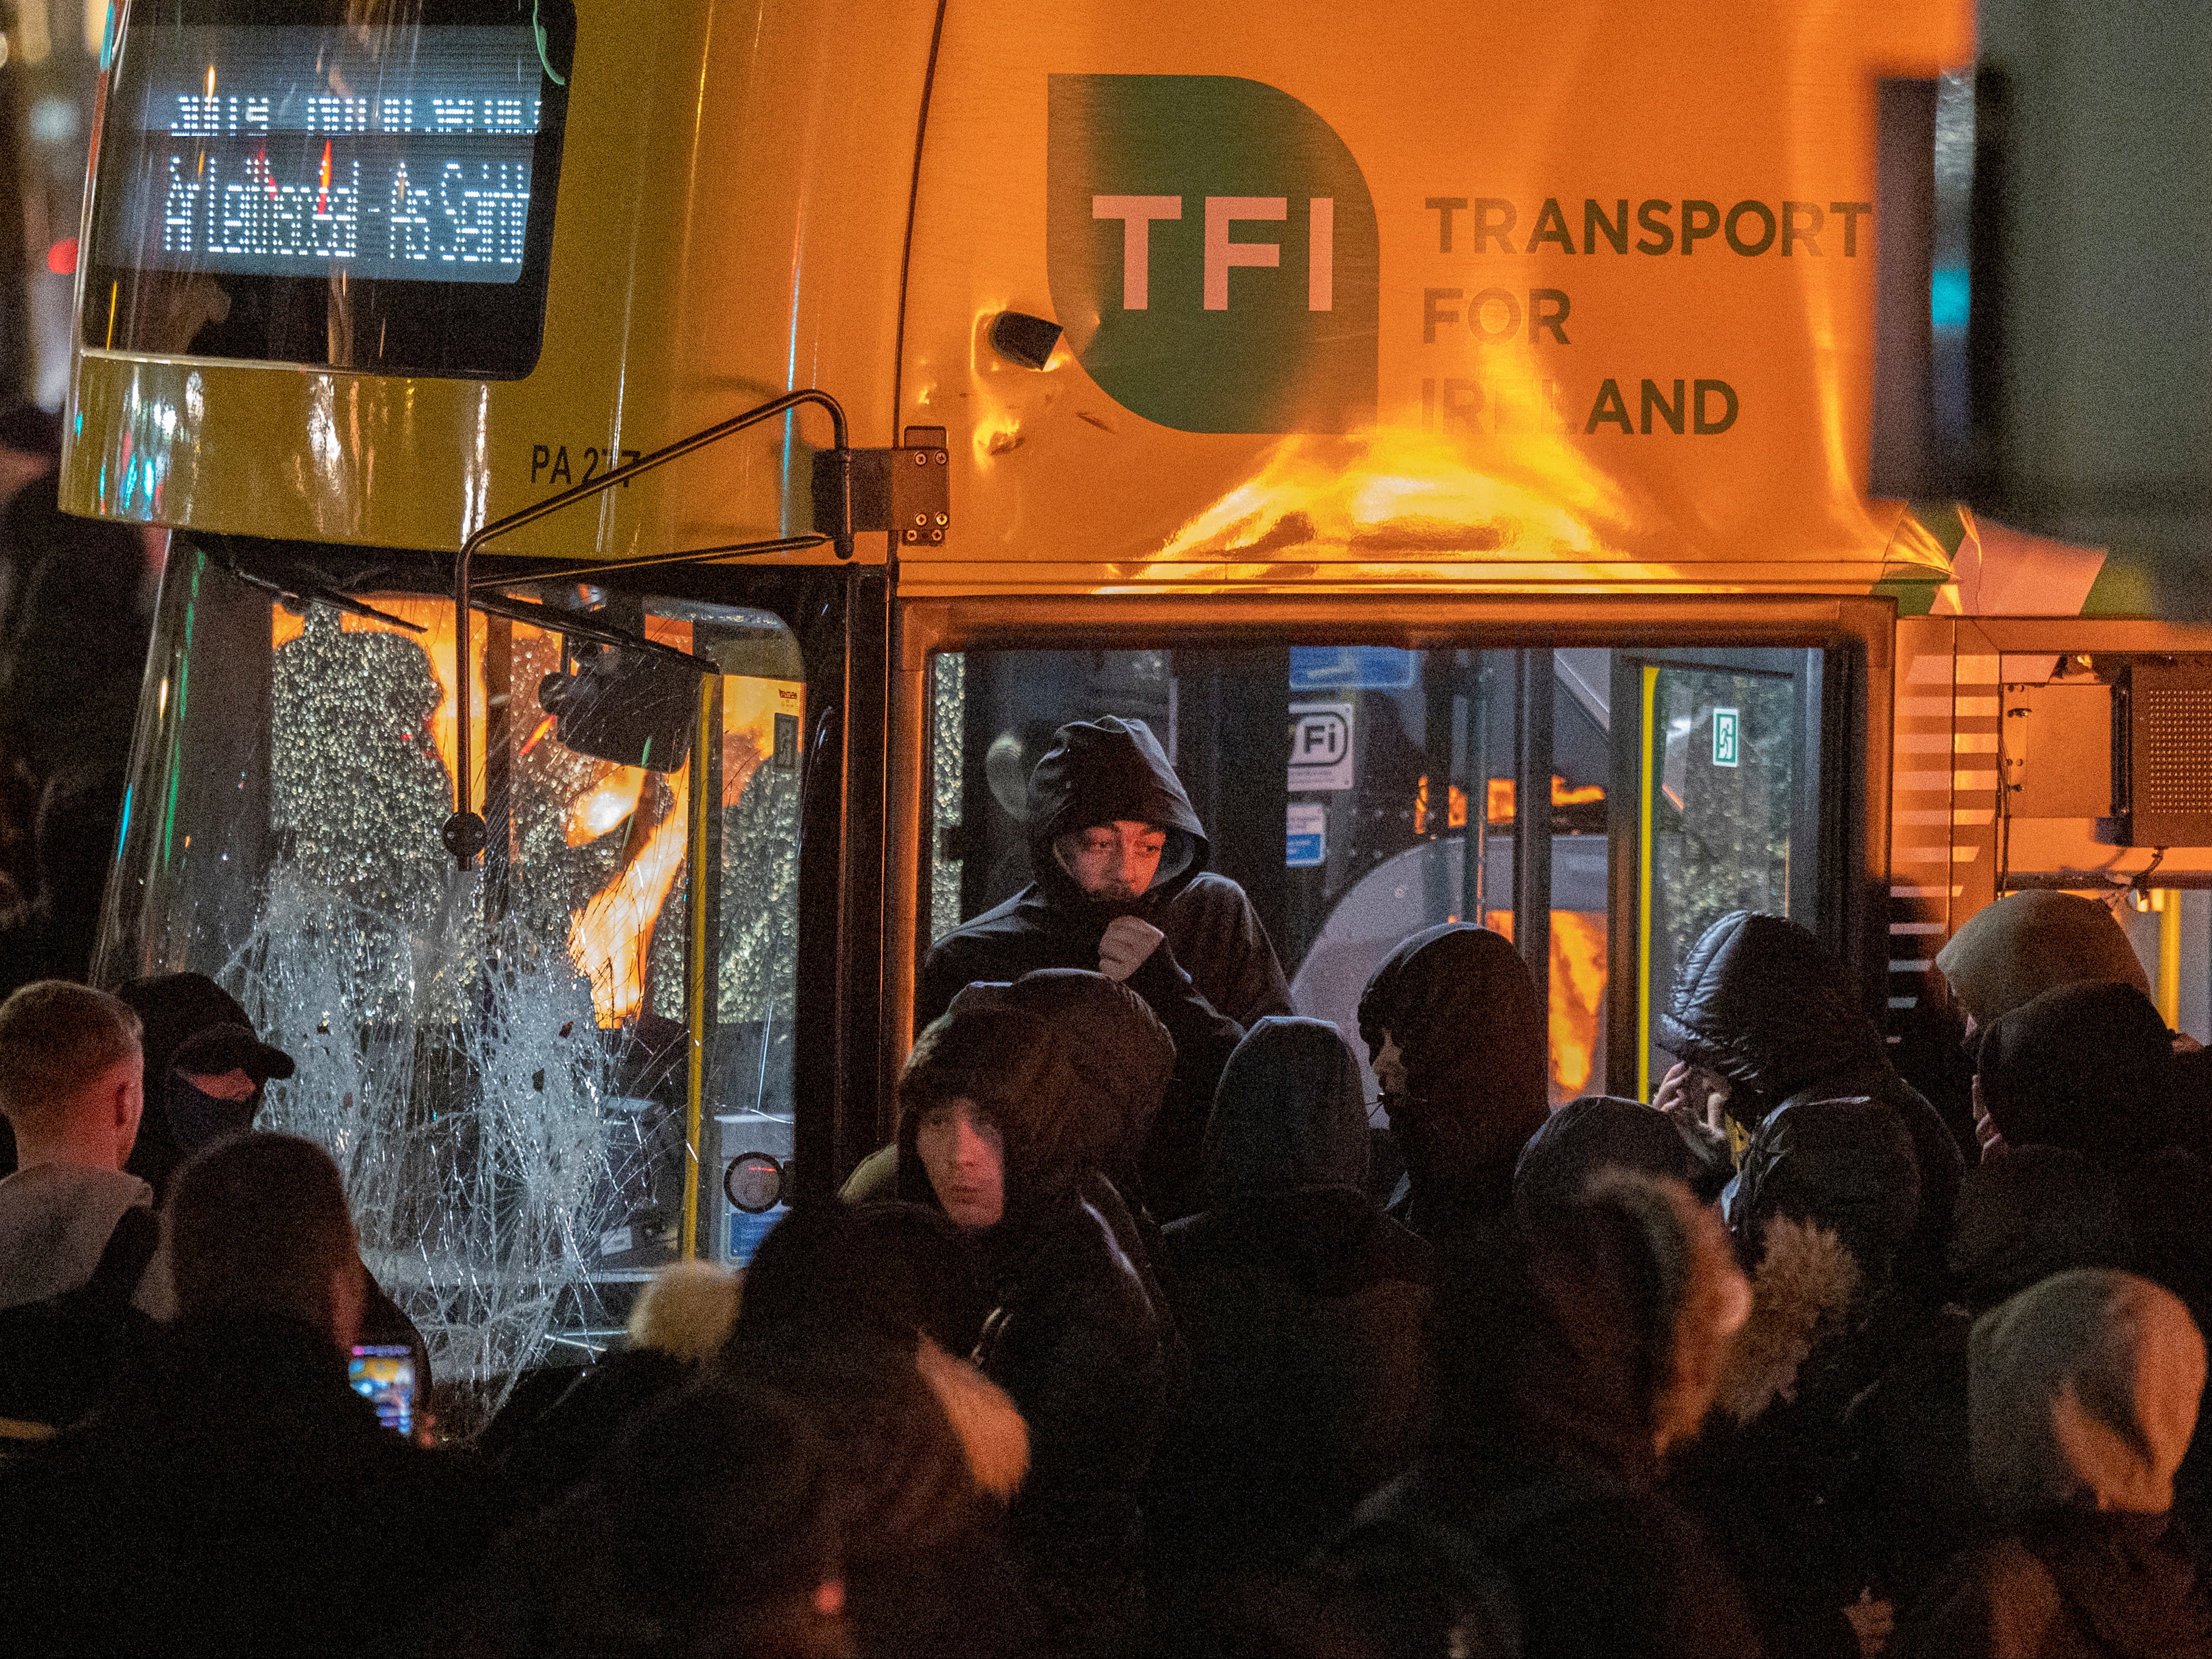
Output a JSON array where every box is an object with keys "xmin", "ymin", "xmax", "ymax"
[{"xmin": 1048, "ymin": 75, "xmax": 1379, "ymax": 435}]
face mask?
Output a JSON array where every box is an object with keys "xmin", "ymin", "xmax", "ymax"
[{"xmin": 166, "ymin": 1075, "xmax": 259, "ymax": 1153}]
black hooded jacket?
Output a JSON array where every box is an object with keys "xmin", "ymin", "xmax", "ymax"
[
  {"xmin": 1659, "ymin": 911, "xmax": 1963, "ymax": 1294},
  {"xmin": 917, "ymin": 716, "xmax": 1289, "ymax": 1049},
  {"xmin": 1151, "ymin": 1019, "xmax": 1431, "ymax": 1593},
  {"xmin": 1358, "ymin": 924, "xmax": 1551, "ymax": 1244},
  {"xmin": 892, "ymin": 1006, "xmax": 1168, "ymax": 1659}
]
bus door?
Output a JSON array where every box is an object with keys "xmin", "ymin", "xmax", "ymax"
[
  {"xmin": 1608, "ymin": 648, "xmax": 1831, "ymax": 1103},
  {"xmin": 901, "ymin": 606, "xmax": 1880, "ymax": 1148}
]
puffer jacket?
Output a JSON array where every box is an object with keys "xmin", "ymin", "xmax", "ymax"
[
  {"xmin": 916, "ymin": 716, "xmax": 1289, "ymax": 1041},
  {"xmin": 1659, "ymin": 911, "xmax": 1963, "ymax": 1296},
  {"xmin": 977, "ymin": 1193, "xmax": 1167, "ymax": 1659}
]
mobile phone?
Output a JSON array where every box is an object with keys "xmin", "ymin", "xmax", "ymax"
[{"xmin": 349, "ymin": 1344, "xmax": 415, "ymax": 1436}]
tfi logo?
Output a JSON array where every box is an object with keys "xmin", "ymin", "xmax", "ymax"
[
  {"xmin": 1089, "ymin": 195, "xmax": 1336, "ymax": 312},
  {"xmin": 1049, "ymin": 76, "xmax": 1379, "ymax": 434}
]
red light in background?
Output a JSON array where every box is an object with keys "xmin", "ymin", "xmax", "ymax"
[{"xmin": 46, "ymin": 238, "xmax": 77, "ymax": 275}]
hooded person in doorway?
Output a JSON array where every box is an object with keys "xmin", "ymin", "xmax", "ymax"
[
  {"xmin": 1356, "ymin": 922, "xmax": 1551, "ymax": 1246},
  {"xmin": 1148, "ymin": 1017, "xmax": 1430, "ymax": 1641},
  {"xmin": 917, "ymin": 716, "xmax": 1288, "ymax": 1216},
  {"xmin": 917, "ymin": 716, "xmax": 1285, "ymax": 1041}
]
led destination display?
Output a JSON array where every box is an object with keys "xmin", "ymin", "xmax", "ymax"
[{"xmin": 98, "ymin": 27, "xmax": 542, "ymax": 284}]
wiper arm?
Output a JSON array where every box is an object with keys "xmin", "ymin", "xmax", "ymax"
[
  {"xmin": 222, "ymin": 561, "xmax": 429, "ymax": 634},
  {"xmin": 468, "ymin": 591, "xmax": 718, "ymax": 675}
]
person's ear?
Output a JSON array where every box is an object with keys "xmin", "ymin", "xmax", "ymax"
[{"xmin": 114, "ymin": 1063, "xmax": 144, "ymax": 1160}]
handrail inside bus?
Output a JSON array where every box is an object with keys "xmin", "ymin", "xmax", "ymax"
[{"xmin": 440, "ymin": 388, "xmax": 852, "ymax": 869}]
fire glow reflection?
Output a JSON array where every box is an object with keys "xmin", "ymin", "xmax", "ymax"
[
  {"xmin": 1484, "ymin": 906, "xmax": 1609, "ymax": 1103},
  {"xmin": 271, "ymin": 604, "xmax": 803, "ymax": 1033},
  {"xmin": 568, "ymin": 764, "xmax": 688, "ymax": 1027},
  {"xmin": 565, "ymin": 769, "xmax": 648, "ymax": 847}
]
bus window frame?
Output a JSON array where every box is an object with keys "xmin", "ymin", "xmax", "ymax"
[{"xmin": 885, "ymin": 592, "xmax": 1894, "ymax": 1152}]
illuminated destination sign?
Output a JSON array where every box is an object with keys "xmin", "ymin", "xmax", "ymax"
[{"xmin": 98, "ymin": 26, "xmax": 543, "ymax": 284}]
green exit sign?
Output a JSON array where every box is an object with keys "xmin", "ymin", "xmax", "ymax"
[{"xmin": 1713, "ymin": 706, "xmax": 1740, "ymax": 768}]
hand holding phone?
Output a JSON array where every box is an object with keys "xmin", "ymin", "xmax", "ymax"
[{"xmin": 349, "ymin": 1344, "xmax": 416, "ymax": 1436}]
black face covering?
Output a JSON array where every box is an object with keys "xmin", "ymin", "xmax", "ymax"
[{"xmin": 166, "ymin": 1073, "xmax": 260, "ymax": 1155}]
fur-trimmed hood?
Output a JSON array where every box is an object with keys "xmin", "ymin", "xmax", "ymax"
[
  {"xmin": 1713, "ymin": 1215, "xmax": 1865, "ymax": 1428},
  {"xmin": 916, "ymin": 1332, "xmax": 1029, "ymax": 1501}
]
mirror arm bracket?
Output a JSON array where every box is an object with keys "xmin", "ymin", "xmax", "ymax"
[{"xmin": 440, "ymin": 388, "xmax": 852, "ymax": 870}]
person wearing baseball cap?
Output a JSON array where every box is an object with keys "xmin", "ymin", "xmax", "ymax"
[
  {"xmin": 133, "ymin": 1009, "xmax": 433, "ymax": 1404},
  {"xmin": 163, "ymin": 1023, "xmax": 297, "ymax": 1158}
]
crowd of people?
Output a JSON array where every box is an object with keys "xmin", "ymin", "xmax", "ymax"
[{"xmin": 3, "ymin": 713, "xmax": 2212, "ymax": 1656}]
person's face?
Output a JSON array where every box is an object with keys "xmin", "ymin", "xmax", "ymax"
[
  {"xmin": 1373, "ymin": 1032, "xmax": 1409, "ymax": 1097},
  {"xmin": 1055, "ymin": 821, "xmax": 1166, "ymax": 902},
  {"xmin": 914, "ymin": 1097, "xmax": 1006, "ymax": 1230}
]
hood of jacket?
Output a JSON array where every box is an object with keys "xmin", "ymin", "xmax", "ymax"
[
  {"xmin": 1713, "ymin": 1213, "xmax": 1865, "ymax": 1427},
  {"xmin": 721, "ymin": 1328, "xmax": 999, "ymax": 1564},
  {"xmin": 1513, "ymin": 1095, "xmax": 1705, "ymax": 1224},
  {"xmin": 1357, "ymin": 924, "xmax": 1549, "ymax": 1199},
  {"xmin": 1971, "ymin": 1268, "xmax": 2207, "ymax": 1524},
  {"xmin": 895, "ymin": 1005, "xmax": 1088, "ymax": 1224},
  {"xmin": 1000, "ymin": 968, "xmax": 1176, "ymax": 1175},
  {"xmin": 1203, "ymin": 1017, "xmax": 1371, "ymax": 1201},
  {"xmin": 1658, "ymin": 911, "xmax": 1888, "ymax": 1118},
  {"xmin": 1977, "ymin": 980, "xmax": 2182, "ymax": 1165},
  {"xmin": 1429, "ymin": 1174, "xmax": 1741, "ymax": 1482},
  {"xmin": 1937, "ymin": 890, "xmax": 2153, "ymax": 1028},
  {"xmin": 1023, "ymin": 717, "xmax": 1208, "ymax": 913},
  {"xmin": 735, "ymin": 1200, "xmax": 991, "ymax": 1361},
  {"xmin": 1727, "ymin": 1092, "xmax": 1921, "ymax": 1290}
]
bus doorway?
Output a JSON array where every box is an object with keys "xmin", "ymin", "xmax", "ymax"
[
  {"xmin": 901, "ymin": 599, "xmax": 1881, "ymax": 1132},
  {"xmin": 1610, "ymin": 649, "xmax": 1832, "ymax": 1102}
]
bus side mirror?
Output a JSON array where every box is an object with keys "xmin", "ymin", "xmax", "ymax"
[{"xmin": 539, "ymin": 645, "xmax": 703, "ymax": 773}]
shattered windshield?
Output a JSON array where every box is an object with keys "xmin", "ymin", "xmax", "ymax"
[{"xmin": 100, "ymin": 547, "xmax": 803, "ymax": 1431}]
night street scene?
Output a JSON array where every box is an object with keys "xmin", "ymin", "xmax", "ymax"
[{"xmin": 6, "ymin": 0, "xmax": 2212, "ymax": 1654}]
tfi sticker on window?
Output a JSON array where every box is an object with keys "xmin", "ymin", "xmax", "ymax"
[
  {"xmin": 1288, "ymin": 703, "xmax": 1355, "ymax": 791},
  {"xmin": 1712, "ymin": 707, "xmax": 1740, "ymax": 768},
  {"xmin": 1287, "ymin": 802, "xmax": 1327, "ymax": 866}
]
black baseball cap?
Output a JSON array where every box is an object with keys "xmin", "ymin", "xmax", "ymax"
[{"xmin": 169, "ymin": 1022, "xmax": 297, "ymax": 1085}]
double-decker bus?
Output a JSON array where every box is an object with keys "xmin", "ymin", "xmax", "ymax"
[{"xmin": 63, "ymin": 0, "xmax": 2210, "ymax": 1415}]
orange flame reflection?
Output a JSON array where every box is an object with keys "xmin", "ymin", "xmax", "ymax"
[
  {"xmin": 568, "ymin": 763, "xmax": 688, "ymax": 1028},
  {"xmin": 1479, "ymin": 776, "xmax": 1607, "ymax": 824},
  {"xmin": 1482, "ymin": 907, "xmax": 1609, "ymax": 1103},
  {"xmin": 272, "ymin": 599, "xmax": 803, "ymax": 1033},
  {"xmin": 1417, "ymin": 776, "xmax": 1590, "ymax": 836},
  {"xmin": 1550, "ymin": 911, "xmax": 1608, "ymax": 1100},
  {"xmin": 1156, "ymin": 421, "xmax": 1633, "ymax": 569}
]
